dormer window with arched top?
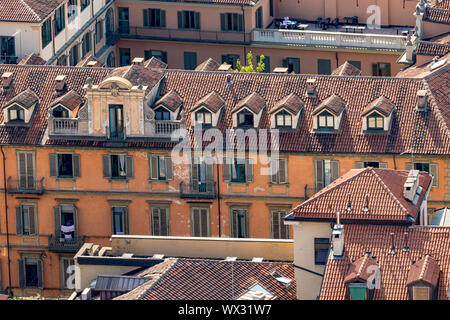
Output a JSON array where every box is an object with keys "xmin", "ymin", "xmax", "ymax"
[
  {"xmin": 312, "ymin": 95, "xmax": 346, "ymax": 133},
  {"xmin": 318, "ymin": 110, "xmax": 334, "ymax": 129},
  {"xmin": 154, "ymin": 106, "xmax": 171, "ymax": 120},
  {"xmin": 232, "ymin": 92, "xmax": 265, "ymax": 129},
  {"xmin": 195, "ymin": 108, "xmax": 212, "ymax": 126},
  {"xmin": 361, "ymin": 96, "xmax": 395, "ymax": 133}
]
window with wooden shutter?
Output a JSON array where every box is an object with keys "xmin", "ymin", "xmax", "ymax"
[
  {"xmin": 270, "ymin": 158, "xmax": 278, "ymax": 184},
  {"xmin": 355, "ymin": 161, "xmax": 364, "ymax": 169},
  {"xmin": 102, "ymin": 154, "xmax": 111, "ymax": 178},
  {"xmin": 413, "ymin": 286, "xmax": 429, "ymax": 300},
  {"xmin": 143, "ymin": 9, "xmax": 149, "ymax": 27},
  {"xmin": 191, "ymin": 207, "xmax": 209, "ymax": 237},
  {"xmin": 149, "ymin": 154, "xmax": 158, "ymax": 180},
  {"xmin": 54, "ymin": 205, "xmax": 62, "ymax": 239},
  {"xmin": 429, "ymin": 163, "xmax": 438, "ymax": 187},
  {"xmin": 314, "ymin": 159, "xmax": 324, "ymax": 192},
  {"xmin": 18, "ymin": 259, "xmax": 25, "ymax": 288},
  {"xmin": 125, "ymin": 155, "xmax": 133, "ymax": 178},
  {"xmin": 49, "ymin": 153, "xmax": 58, "ymax": 177},
  {"xmin": 15, "ymin": 206, "xmax": 23, "ymax": 235},
  {"xmin": 62, "ymin": 258, "xmax": 75, "ymax": 289},
  {"xmin": 223, "ymin": 161, "xmax": 231, "ymax": 182},
  {"xmin": 112, "ymin": 206, "xmax": 127, "ymax": 235},
  {"xmin": 16, "ymin": 205, "xmax": 36, "ymax": 236},
  {"xmin": 151, "ymin": 207, "xmax": 169, "ymax": 236},
  {"xmin": 73, "ymin": 154, "xmax": 81, "ymax": 177},
  {"xmin": 245, "ymin": 158, "xmax": 253, "ymax": 182},
  {"xmin": 165, "ymin": 156, "xmax": 173, "ymax": 180},
  {"xmin": 271, "ymin": 210, "xmax": 289, "ymax": 239},
  {"xmin": 331, "ymin": 160, "xmax": 339, "ymax": 182},
  {"xmin": 231, "ymin": 209, "xmax": 248, "ymax": 238},
  {"xmin": 18, "ymin": 152, "xmax": 35, "ymax": 189}
]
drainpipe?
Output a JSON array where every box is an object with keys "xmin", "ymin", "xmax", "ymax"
[
  {"xmin": 241, "ymin": 5, "xmax": 247, "ymax": 62},
  {"xmin": 216, "ymin": 158, "xmax": 221, "ymax": 237},
  {"xmin": 0, "ymin": 145, "xmax": 12, "ymax": 297}
]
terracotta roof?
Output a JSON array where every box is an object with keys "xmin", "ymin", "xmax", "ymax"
[
  {"xmin": 343, "ymin": 253, "xmax": 379, "ymax": 284},
  {"xmin": 416, "ymin": 39, "xmax": 450, "ymax": 57},
  {"xmin": 396, "ymin": 52, "xmax": 450, "ymax": 78},
  {"xmin": 195, "ymin": 58, "xmax": 221, "ymax": 71},
  {"xmin": 144, "ymin": 57, "xmax": 168, "ymax": 70},
  {"xmin": 135, "ymin": 258, "xmax": 295, "ymax": 300},
  {"xmin": 270, "ymin": 93, "xmax": 304, "ymax": 114},
  {"xmin": 425, "ymin": 61, "xmax": 450, "ymax": 131},
  {"xmin": 233, "ymin": 92, "xmax": 266, "ymax": 114},
  {"xmin": 332, "ymin": 62, "xmax": 362, "ymax": 76},
  {"xmin": 49, "ymin": 89, "xmax": 84, "ymax": 111},
  {"xmin": 424, "ymin": 7, "xmax": 450, "ymax": 24},
  {"xmin": 433, "ymin": 0, "xmax": 450, "ymax": 10},
  {"xmin": 76, "ymin": 54, "xmax": 104, "ymax": 68},
  {"xmin": 406, "ymin": 255, "xmax": 440, "ymax": 286},
  {"xmin": 108, "ymin": 64, "xmax": 165, "ymax": 90},
  {"xmin": 312, "ymin": 94, "xmax": 346, "ymax": 116},
  {"xmin": 4, "ymin": 88, "xmax": 38, "ymax": 109},
  {"xmin": 361, "ymin": 96, "xmax": 395, "ymax": 117},
  {"xmin": 288, "ymin": 168, "xmax": 432, "ymax": 223},
  {"xmin": 320, "ymin": 225, "xmax": 450, "ymax": 300},
  {"xmin": 18, "ymin": 53, "xmax": 46, "ymax": 66},
  {"xmin": 154, "ymin": 90, "xmax": 183, "ymax": 112},
  {"xmin": 192, "ymin": 91, "xmax": 225, "ymax": 113},
  {"xmin": 0, "ymin": 0, "xmax": 65, "ymax": 22}
]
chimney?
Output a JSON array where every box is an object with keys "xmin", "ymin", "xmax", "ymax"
[
  {"xmin": 132, "ymin": 57, "xmax": 144, "ymax": 66},
  {"xmin": 332, "ymin": 210, "xmax": 344, "ymax": 258},
  {"xmin": 403, "ymin": 232, "xmax": 410, "ymax": 252},
  {"xmin": 273, "ymin": 67, "xmax": 288, "ymax": 74},
  {"xmin": 55, "ymin": 75, "xmax": 67, "ymax": 95},
  {"xmin": 389, "ymin": 232, "xmax": 396, "ymax": 254},
  {"xmin": 403, "ymin": 169, "xmax": 420, "ymax": 202},
  {"xmin": 306, "ymin": 78, "xmax": 317, "ymax": 97},
  {"xmin": 1, "ymin": 72, "xmax": 14, "ymax": 91},
  {"xmin": 218, "ymin": 63, "xmax": 232, "ymax": 72},
  {"xmin": 226, "ymin": 73, "xmax": 233, "ymax": 86},
  {"xmin": 416, "ymin": 90, "xmax": 428, "ymax": 111},
  {"xmin": 81, "ymin": 287, "xmax": 92, "ymax": 300},
  {"xmin": 86, "ymin": 60, "xmax": 98, "ymax": 67},
  {"xmin": 405, "ymin": 38, "xmax": 414, "ymax": 62}
]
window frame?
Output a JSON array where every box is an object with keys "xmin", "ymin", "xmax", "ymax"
[
  {"xmin": 317, "ymin": 110, "xmax": 335, "ymax": 129},
  {"xmin": 80, "ymin": 0, "xmax": 90, "ymax": 12},
  {"xmin": 366, "ymin": 112, "xmax": 384, "ymax": 130},
  {"xmin": 195, "ymin": 108, "xmax": 213, "ymax": 126},
  {"xmin": 54, "ymin": 5, "xmax": 66, "ymax": 37},
  {"xmin": 150, "ymin": 206, "xmax": 170, "ymax": 236},
  {"xmin": 314, "ymin": 238, "xmax": 330, "ymax": 265},
  {"xmin": 16, "ymin": 204, "xmax": 37, "ymax": 236},
  {"xmin": 275, "ymin": 110, "xmax": 292, "ymax": 128},
  {"xmin": 111, "ymin": 205, "xmax": 129, "ymax": 235},
  {"xmin": 95, "ymin": 20, "xmax": 103, "ymax": 43},
  {"xmin": 154, "ymin": 106, "xmax": 171, "ymax": 121},
  {"xmin": 148, "ymin": 153, "xmax": 173, "ymax": 181},
  {"xmin": 270, "ymin": 157, "xmax": 288, "ymax": 184},
  {"xmin": 41, "ymin": 18, "xmax": 53, "ymax": 49},
  {"xmin": 190, "ymin": 206, "xmax": 210, "ymax": 237},
  {"xmin": 178, "ymin": 10, "xmax": 200, "ymax": 30},
  {"xmin": 237, "ymin": 109, "xmax": 254, "ymax": 127},
  {"xmin": 230, "ymin": 207, "xmax": 249, "ymax": 238},
  {"xmin": 60, "ymin": 257, "xmax": 75, "ymax": 290},
  {"xmin": 8, "ymin": 105, "xmax": 25, "ymax": 122},
  {"xmin": 270, "ymin": 209, "xmax": 290, "ymax": 239},
  {"xmin": 19, "ymin": 257, "xmax": 43, "ymax": 288}
]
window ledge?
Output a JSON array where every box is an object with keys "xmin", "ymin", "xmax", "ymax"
[{"xmin": 269, "ymin": 182, "xmax": 290, "ymax": 186}]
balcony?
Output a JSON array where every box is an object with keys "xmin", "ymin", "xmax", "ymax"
[
  {"xmin": 50, "ymin": 118, "xmax": 79, "ymax": 135},
  {"xmin": 0, "ymin": 55, "xmax": 18, "ymax": 64},
  {"xmin": 7, "ymin": 177, "xmax": 44, "ymax": 195},
  {"xmin": 180, "ymin": 181, "xmax": 216, "ymax": 199},
  {"xmin": 117, "ymin": 27, "xmax": 252, "ymax": 45},
  {"xmin": 155, "ymin": 120, "xmax": 184, "ymax": 138},
  {"xmin": 48, "ymin": 235, "xmax": 85, "ymax": 253}
]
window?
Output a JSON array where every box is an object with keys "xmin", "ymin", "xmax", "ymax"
[
  {"xmin": 257, "ymin": 55, "xmax": 270, "ymax": 73},
  {"xmin": 407, "ymin": 162, "xmax": 438, "ymax": 187},
  {"xmin": 178, "ymin": 11, "xmax": 200, "ymax": 29},
  {"xmin": 109, "ymin": 104, "xmax": 124, "ymax": 138},
  {"xmin": 255, "ymin": 7, "xmax": 263, "ymax": 28},
  {"xmin": 270, "ymin": 158, "xmax": 288, "ymax": 184},
  {"xmin": 195, "ymin": 108, "xmax": 212, "ymax": 126},
  {"xmin": 95, "ymin": 20, "xmax": 103, "ymax": 43},
  {"xmin": 231, "ymin": 208, "xmax": 248, "ymax": 238},
  {"xmin": 191, "ymin": 207, "xmax": 209, "ymax": 237},
  {"xmin": 61, "ymin": 258, "xmax": 75, "ymax": 289},
  {"xmin": 221, "ymin": 13, "xmax": 243, "ymax": 32},
  {"xmin": 15, "ymin": 204, "xmax": 37, "ymax": 235},
  {"xmin": 269, "ymin": 0, "xmax": 274, "ymax": 17},
  {"xmin": 349, "ymin": 284, "xmax": 367, "ymax": 300},
  {"xmin": 57, "ymin": 54, "xmax": 67, "ymax": 66},
  {"xmin": 314, "ymin": 238, "xmax": 330, "ymax": 265},
  {"xmin": 237, "ymin": 109, "xmax": 254, "ymax": 126},
  {"xmin": 41, "ymin": 18, "xmax": 53, "ymax": 48},
  {"xmin": 223, "ymin": 157, "xmax": 253, "ymax": 183},
  {"xmin": 314, "ymin": 159, "xmax": 339, "ymax": 192},
  {"xmin": 52, "ymin": 105, "xmax": 69, "ymax": 118},
  {"xmin": 0, "ymin": 36, "xmax": 16, "ymax": 64},
  {"xmin": 144, "ymin": 50, "xmax": 167, "ymax": 63},
  {"xmin": 80, "ymin": 0, "xmax": 90, "ymax": 12},
  {"xmin": 17, "ymin": 151, "xmax": 35, "ymax": 190},
  {"xmin": 8, "ymin": 105, "xmax": 25, "ymax": 122},
  {"xmin": 221, "ymin": 54, "xmax": 240, "ymax": 69},
  {"xmin": 413, "ymin": 286, "xmax": 429, "ymax": 300},
  {"xmin": 318, "ymin": 59, "xmax": 331, "ymax": 75},
  {"xmin": 154, "ymin": 106, "xmax": 171, "ymax": 121},
  {"xmin": 119, "ymin": 48, "xmax": 131, "ymax": 66},
  {"xmin": 19, "ymin": 258, "xmax": 43, "ymax": 288},
  {"xmin": 317, "ymin": 111, "xmax": 334, "ymax": 129},
  {"xmin": 103, "ymin": 154, "xmax": 133, "ymax": 179},
  {"xmin": 68, "ymin": 0, "xmax": 78, "ymax": 20},
  {"xmin": 49, "ymin": 153, "xmax": 80, "ymax": 178},
  {"xmin": 144, "ymin": 9, "xmax": 166, "ymax": 28},
  {"xmin": 54, "ymin": 6, "xmax": 65, "ymax": 37},
  {"xmin": 69, "ymin": 44, "xmax": 79, "ymax": 66},
  {"xmin": 150, "ymin": 206, "xmax": 169, "ymax": 236},
  {"xmin": 283, "ymin": 57, "xmax": 300, "ymax": 74},
  {"xmin": 414, "ymin": 162, "xmax": 430, "ymax": 173},
  {"xmin": 372, "ymin": 62, "xmax": 391, "ymax": 76},
  {"xmin": 348, "ymin": 61, "xmax": 361, "ymax": 70},
  {"xmin": 367, "ymin": 112, "xmax": 384, "ymax": 130},
  {"xmin": 54, "ymin": 204, "xmax": 77, "ymax": 240},
  {"xmin": 82, "ymin": 32, "xmax": 91, "ymax": 56},
  {"xmin": 111, "ymin": 206, "xmax": 129, "ymax": 235},
  {"xmin": 271, "ymin": 209, "xmax": 289, "ymax": 239},
  {"xmin": 364, "ymin": 161, "xmax": 380, "ymax": 168},
  {"xmin": 118, "ymin": 7, "xmax": 130, "ymax": 34},
  {"xmin": 190, "ymin": 157, "xmax": 213, "ymax": 192},
  {"xmin": 275, "ymin": 110, "xmax": 292, "ymax": 128},
  {"xmin": 149, "ymin": 154, "xmax": 173, "ymax": 181},
  {"xmin": 184, "ymin": 52, "xmax": 197, "ymax": 70}
]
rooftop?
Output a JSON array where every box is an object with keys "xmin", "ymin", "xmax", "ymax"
[{"xmin": 0, "ymin": 0, "xmax": 65, "ymax": 23}]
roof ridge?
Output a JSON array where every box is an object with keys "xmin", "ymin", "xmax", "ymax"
[
  {"xmin": 423, "ymin": 78, "xmax": 450, "ymax": 138},
  {"xmin": 19, "ymin": 0, "xmax": 40, "ymax": 21},
  {"xmin": 357, "ymin": 253, "xmax": 370, "ymax": 277},
  {"xmin": 419, "ymin": 255, "xmax": 430, "ymax": 281}
]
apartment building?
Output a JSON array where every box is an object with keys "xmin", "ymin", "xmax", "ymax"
[
  {"xmin": 112, "ymin": 0, "xmax": 424, "ymax": 76},
  {"xmin": 0, "ymin": 0, "xmax": 115, "ymax": 66}
]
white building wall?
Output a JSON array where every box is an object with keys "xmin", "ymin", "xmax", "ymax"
[{"xmin": 0, "ymin": 22, "xmax": 40, "ymax": 62}]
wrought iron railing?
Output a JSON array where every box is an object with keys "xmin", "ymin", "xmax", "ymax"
[
  {"xmin": 180, "ymin": 181, "xmax": 216, "ymax": 199},
  {"xmin": 7, "ymin": 177, "xmax": 44, "ymax": 194},
  {"xmin": 48, "ymin": 234, "xmax": 85, "ymax": 253}
]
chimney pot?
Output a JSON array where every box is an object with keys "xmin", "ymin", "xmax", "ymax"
[
  {"xmin": 1, "ymin": 72, "xmax": 14, "ymax": 90},
  {"xmin": 55, "ymin": 75, "xmax": 67, "ymax": 94},
  {"xmin": 132, "ymin": 57, "xmax": 145, "ymax": 66},
  {"xmin": 306, "ymin": 79, "xmax": 317, "ymax": 97},
  {"xmin": 273, "ymin": 67, "xmax": 288, "ymax": 74},
  {"xmin": 416, "ymin": 90, "xmax": 428, "ymax": 111},
  {"xmin": 226, "ymin": 73, "xmax": 232, "ymax": 86},
  {"xmin": 218, "ymin": 64, "xmax": 232, "ymax": 72},
  {"xmin": 403, "ymin": 170, "xmax": 420, "ymax": 202}
]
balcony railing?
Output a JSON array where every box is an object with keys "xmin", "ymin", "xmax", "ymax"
[
  {"xmin": 0, "ymin": 55, "xmax": 18, "ymax": 64},
  {"xmin": 7, "ymin": 177, "xmax": 44, "ymax": 194},
  {"xmin": 155, "ymin": 120, "xmax": 183, "ymax": 138},
  {"xmin": 48, "ymin": 235, "xmax": 85, "ymax": 253},
  {"xmin": 117, "ymin": 27, "xmax": 252, "ymax": 45},
  {"xmin": 52, "ymin": 118, "xmax": 79, "ymax": 135},
  {"xmin": 253, "ymin": 29, "xmax": 407, "ymax": 50},
  {"xmin": 180, "ymin": 181, "xmax": 216, "ymax": 199}
]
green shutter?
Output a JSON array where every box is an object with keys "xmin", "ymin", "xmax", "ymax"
[
  {"xmin": 192, "ymin": 208, "xmax": 200, "ymax": 236},
  {"xmin": 149, "ymin": 155, "xmax": 158, "ymax": 180},
  {"xmin": 161, "ymin": 51, "xmax": 167, "ymax": 63},
  {"xmin": 151, "ymin": 208, "xmax": 160, "ymax": 235},
  {"xmin": 161, "ymin": 10, "xmax": 166, "ymax": 28},
  {"xmin": 54, "ymin": 206, "xmax": 61, "ymax": 239},
  {"xmin": 28, "ymin": 206, "xmax": 36, "ymax": 235},
  {"xmin": 200, "ymin": 209, "xmax": 208, "ymax": 236},
  {"xmin": 37, "ymin": 259, "xmax": 43, "ymax": 289},
  {"xmin": 125, "ymin": 155, "xmax": 133, "ymax": 178},
  {"xmin": 194, "ymin": 12, "xmax": 200, "ymax": 29},
  {"xmin": 223, "ymin": 162, "xmax": 231, "ymax": 182},
  {"xmin": 220, "ymin": 13, "xmax": 226, "ymax": 31},
  {"xmin": 238, "ymin": 14, "xmax": 243, "ymax": 31},
  {"xmin": 124, "ymin": 207, "xmax": 129, "ymax": 234},
  {"xmin": 72, "ymin": 154, "xmax": 80, "ymax": 178},
  {"xmin": 73, "ymin": 206, "xmax": 78, "ymax": 239},
  {"xmin": 355, "ymin": 161, "xmax": 364, "ymax": 169},
  {"xmin": 331, "ymin": 160, "xmax": 340, "ymax": 182},
  {"xmin": 18, "ymin": 259, "xmax": 25, "ymax": 288},
  {"xmin": 318, "ymin": 59, "xmax": 331, "ymax": 75},
  {"xmin": 314, "ymin": 160, "xmax": 324, "ymax": 192},
  {"xmin": 49, "ymin": 153, "xmax": 58, "ymax": 177},
  {"xmin": 372, "ymin": 63, "xmax": 378, "ymax": 76},
  {"xmin": 349, "ymin": 286, "xmax": 367, "ymax": 300},
  {"xmin": 102, "ymin": 154, "xmax": 111, "ymax": 178},
  {"xmin": 143, "ymin": 9, "xmax": 149, "ymax": 27},
  {"xmin": 177, "ymin": 11, "xmax": 182, "ymax": 28},
  {"xmin": 245, "ymin": 158, "xmax": 253, "ymax": 182},
  {"xmin": 191, "ymin": 162, "xmax": 199, "ymax": 192},
  {"xmin": 279, "ymin": 158, "xmax": 288, "ymax": 184}
]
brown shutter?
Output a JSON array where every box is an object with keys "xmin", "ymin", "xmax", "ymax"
[
  {"xmin": 223, "ymin": 162, "xmax": 231, "ymax": 182},
  {"xmin": 355, "ymin": 161, "xmax": 364, "ymax": 169},
  {"xmin": 73, "ymin": 205, "xmax": 78, "ymax": 239},
  {"xmin": 18, "ymin": 259, "xmax": 25, "ymax": 288},
  {"xmin": 49, "ymin": 153, "xmax": 58, "ymax": 177},
  {"xmin": 152, "ymin": 208, "xmax": 160, "ymax": 236},
  {"xmin": 245, "ymin": 158, "xmax": 253, "ymax": 182},
  {"xmin": 279, "ymin": 158, "xmax": 287, "ymax": 184},
  {"xmin": 102, "ymin": 154, "xmax": 111, "ymax": 178},
  {"xmin": 149, "ymin": 154, "xmax": 158, "ymax": 180},
  {"xmin": 72, "ymin": 154, "xmax": 81, "ymax": 178},
  {"xmin": 26, "ymin": 153, "xmax": 34, "ymax": 189},
  {"xmin": 54, "ymin": 206, "xmax": 61, "ymax": 239},
  {"xmin": 191, "ymin": 161, "xmax": 199, "ymax": 191},
  {"xmin": 430, "ymin": 163, "xmax": 438, "ymax": 187},
  {"xmin": 18, "ymin": 153, "xmax": 27, "ymax": 189},
  {"xmin": 272, "ymin": 211, "xmax": 279, "ymax": 239},
  {"xmin": 15, "ymin": 206, "xmax": 22, "ymax": 235},
  {"xmin": 165, "ymin": 156, "xmax": 173, "ymax": 180},
  {"xmin": 192, "ymin": 208, "xmax": 200, "ymax": 236},
  {"xmin": 270, "ymin": 158, "xmax": 278, "ymax": 184},
  {"xmin": 314, "ymin": 160, "xmax": 324, "ymax": 192},
  {"xmin": 125, "ymin": 155, "xmax": 133, "ymax": 178},
  {"xmin": 231, "ymin": 210, "xmax": 238, "ymax": 238},
  {"xmin": 206, "ymin": 161, "xmax": 213, "ymax": 181},
  {"xmin": 200, "ymin": 208, "xmax": 208, "ymax": 237},
  {"xmin": 28, "ymin": 205, "xmax": 36, "ymax": 235},
  {"xmin": 379, "ymin": 162, "xmax": 388, "ymax": 168},
  {"xmin": 331, "ymin": 160, "xmax": 339, "ymax": 182},
  {"xmin": 37, "ymin": 259, "xmax": 43, "ymax": 288},
  {"xmin": 160, "ymin": 208, "xmax": 168, "ymax": 236},
  {"xmin": 280, "ymin": 212, "xmax": 288, "ymax": 239},
  {"xmin": 405, "ymin": 162, "xmax": 413, "ymax": 171},
  {"xmin": 124, "ymin": 207, "xmax": 129, "ymax": 234}
]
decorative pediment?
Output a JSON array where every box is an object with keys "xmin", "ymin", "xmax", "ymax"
[{"xmin": 97, "ymin": 76, "xmax": 134, "ymax": 91}]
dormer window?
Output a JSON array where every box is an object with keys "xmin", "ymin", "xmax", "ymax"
[
  {"xmin": 361, "ymin": 96, "xmax": 394, "ymax": 133},
  {"xmin": 348, "ymin": 283, "xmax": 367, "ymax": 300},
  {"xmin": 269, "ymin": 93, "xmax": 304, "ymax": 129},
  {"xmin": 154, "ymin": 107, "xmax": 171, "ymax": 121},
  {"xmin": 275, "ymin": 110, "xmax": 292, "ymax": 128},
  {"xmin": 238, "ymin": 109, "xmax": 254, "ymax": 127},
  {"xmin": 109, "ymin": 105, "xmax": 124, "ymax": 139},
  {"xmin": 8, "ymin": 105, "xmax": 25, "ymax": 122},
  {"xmin": 195, "ymin": 108, "xmax": 212, "ymax": 126},
  {"xmin": 53, "ymin": 106, "xmax": 70, "ymax": 118},
  {"xmin": 367, "ymin": 112, "xmax": 384, "ymax": 130},
  {"xmin": 318, "ymin": 110, "xmax": 334, "ymax": 129}
]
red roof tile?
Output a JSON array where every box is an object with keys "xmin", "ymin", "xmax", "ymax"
[
  {"xmin": 154, "ymin": 90, "xmax": 183, "ymax": 112},
  {"xmin": 4, "ymin": 88, "xmax": 38, "ymax": 109},
  {"xmin": 195, "ymin": 58, "xmax": 221, "ymax": 71},
  {"xmin": 361, "ymin": 96, "xmax": 395, "ymax": 117},
  {"xmin": 343, "ymin": 253, "xmax": 379, "ymax": 284},
  {"xmin": 76, "ymin": 54, "xmax": 104, "ymax": 68},
  {"xmin": 424, "ymin": 7, "xmax": 450, "ymax": 24},
  {"xmin": 144, "ymin": 57, "xmax": 168, "ymax": 70},
  {"xmin": 312, "ymin": 94, "xmax": 346, "ymax": 116},
  {"xmin": 270, "ymin": 93, "xmax": 304, "ymax": 114},
  {"xmin": 192, "ymin": 91, "xmax": 225, "ymax": 113},
  {"xmin": 0, "ymin": 0, "xmax": 65, "ymax": 22},
  {"xmin": 18, "ymin": 53, "xmax": 46, "ymax": 66},
  {"xmin": 406, "ymin": 254, "xmax": 440, "ymax": 286},
  {"xmin": 49, "ymin": 89, "xmax": 84, "ymax": 111},
  {"xmin": 331, "ymin": 62, "xmax": 362, "ymax": 76},
  {"xmin": 233, "ymin": 91, "xmax": 266, "ymax": 114}
]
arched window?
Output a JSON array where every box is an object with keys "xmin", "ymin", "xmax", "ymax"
[
  {"xmin": 154, "ymin": 107, "xmax": 171, "ymax": 121},
  {"xmin": 275, "ymin": 110, "xmax": 292, "ymax": 128},
  {"xmin": 53, "ymin": 106, "xmax": 69, "ymax": 118},
  {"xmin": 195, "ymin": 108, "xmax": 212, "ymax": 126},
  {"xmin": 8, "ymin": 105, "xmax": 25, "ymax": 121},
  {"xmin": 367, "ymin": 112, "xmax": 384, "ymax": 130},
  {"xmin": 318, "ymin": 110, "xmax": 334, "ymax": 129},
  {"xmin": 237, "ymin": 109, "xmax": 254, "ymax": 126}
]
